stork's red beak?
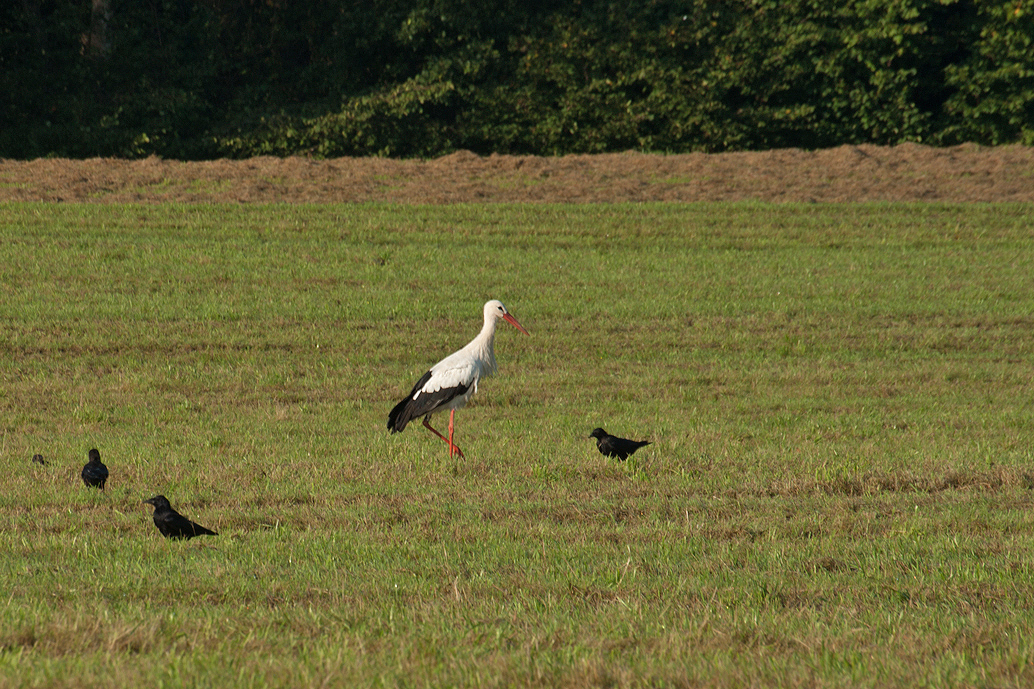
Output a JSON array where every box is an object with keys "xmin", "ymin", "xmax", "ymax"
[{"xmin": 503, "ymin": 312, "xmax": 530, "ymax": 335}]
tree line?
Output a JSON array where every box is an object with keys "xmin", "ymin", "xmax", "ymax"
[{"xmin": 1, "ymin": 0, "xmax": 1031, "ymax": 159}]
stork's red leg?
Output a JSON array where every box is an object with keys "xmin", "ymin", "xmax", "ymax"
[
  {"xmin": 447, "ymin": 409, "xmax": 465, "ymax": 459},
  {"xmin": 421, "ymin": 415, "xmax": 448, "ymax": 443},
  {"xmin": 421, "ymin": 415, "xmax": 465, "ymax": 459}
]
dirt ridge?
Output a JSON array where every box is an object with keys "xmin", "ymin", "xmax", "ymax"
[{"xmin": 1, "ymin": 144, "xmax": 1032, "ymax": 203}]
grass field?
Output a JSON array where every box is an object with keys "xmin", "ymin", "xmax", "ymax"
[{"xmin": 1, "ymin": 201, "xmax": 1033, "ymax": 687}]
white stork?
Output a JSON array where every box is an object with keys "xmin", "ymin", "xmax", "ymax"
[{"xmin": 387, "ymin": 299, "xmax": 530, "ymax": 458}]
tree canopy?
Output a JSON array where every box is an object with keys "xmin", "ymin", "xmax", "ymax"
[{"xmin": 1, "ymin": 0, "xmax": 1031, "ymax": 159}]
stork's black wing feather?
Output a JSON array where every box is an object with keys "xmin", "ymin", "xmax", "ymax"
[{"xmin": 387, "ymin": 370, "xmax": 470, "ymax": 433}]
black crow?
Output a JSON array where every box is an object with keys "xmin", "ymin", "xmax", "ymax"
[
  {"xmin": 589, "ymin": 428, "xmax": 651, "ymax": 461},
  {"xmin": 81, "ymin": 448, "xmax": 108, "ymax": 489},
  {"xmin": 32, "ymin": 453, "xmax": 46, "ymax": 466},
  {"xmin": 143, "ymin": 495, "xmax": 217, "ymax": 540}
]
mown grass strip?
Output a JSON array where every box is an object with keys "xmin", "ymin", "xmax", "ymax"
[{"xmin": 1, "ymin": 202, "xmax": 1032, "ymax": 688}]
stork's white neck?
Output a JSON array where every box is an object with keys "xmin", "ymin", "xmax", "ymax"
[{"xmin": 464, "ymin": 314, "xmax": 500, "ymax": 378}]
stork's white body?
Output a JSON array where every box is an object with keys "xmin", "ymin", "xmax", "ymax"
[
  {"xmin": 419, "ymin": 318, "xmax": 500, "ymax": 411},
  {"xmin": 387, "ymin": 300, "xmax": 529, "ymax": 458}
]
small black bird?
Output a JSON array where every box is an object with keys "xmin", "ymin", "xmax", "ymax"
[
  {"xmin": 589, "ymin": 428, "xmax": 651, "ymax": 461},
  {"xmin": 143, "ymin": 495, "xmax": 217, "ymax": 540},
  {"xmin": 81, "ymin": 448, "xmax": 108, "ymax": 489},
  {"xmin": 32, "ymin": 453, "xmax": 47, "ymax": 466}
]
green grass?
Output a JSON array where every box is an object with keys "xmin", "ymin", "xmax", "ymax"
[{"xmin": 1, "ymin": 201, "xmax": 1033, "ymax": 687}]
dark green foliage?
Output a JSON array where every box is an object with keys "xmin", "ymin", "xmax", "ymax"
[
  {"xmin": 0, "ymin": 0, "xmax": 1030, "ymax": 158},
  {"xmin": 940, "ymin": 1, "xmax": 1034, "ymax": 144},
  {"xmin": 0, "ymin": 1, "xmax": 93, "ymax": 157},
  {"xmin": 0, "ymin": 0, "xmax": 223, "ymax": 158}
]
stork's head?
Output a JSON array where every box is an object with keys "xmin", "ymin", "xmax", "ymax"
[{"xmin": 485, "ymin": 300, "xmax": 530, "ymax": 335}]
